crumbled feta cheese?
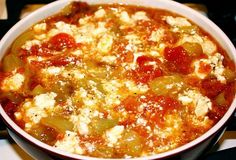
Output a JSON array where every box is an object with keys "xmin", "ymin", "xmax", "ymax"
[
  {"xmin": 42, "ymin": 66, "xmax": 65, "ymax": 75},
  {"xmin": 76, "ymin": 87, "xmax": 99, "ymax": 107},
  {"xmin": 154, "ymin": 114, "xmax": 182, "ymax": 139},
  {"xmin": 79, "ymin": 16, "xmax": 91, "ymax": 25},
  {"xmin": 1, "ymin": 73, "xmax": 25, "ymax": 91},
  {"xmin": 25, "ymin": 105, "xmax": 47, "ymax": 124},
  {"xmin": 47, "ymin": 21, "xmax": 78, "ymax": 38},
  {"xmin": 54, "ymin": 131, "xmax": 84, "ymax": 154},
  {"xmin": 179, "ymin": 34, "xmax": 216, "ymax": 55},
  {"xmin": 34, "ymin": 92, "xmax": 57, "ymax": 109},
  {"xmin": 34, "ymin": 34, "xmax": 47, "ymax": 40},
  {"xmin": 105, "ymin": 125, "xmax": 124, "ymax": 147},
  {"xmin": 149, "ymin": 50, "xmax": 160, "ymax": 57},
  {"xmin": 21, "ymin": 40, "xmax": 41, "ymax": 50},
  {"xmin": 102, "ymin": 80, "xmax": 123, "ymax": 106},
  {"xmin": 47, "ymin": 28, "xmax": 60, "ymax": 38},
  {"xmin": 178, "ymin": 89, "xmax": 212, "ymax": 117},
  {"xmin": 149, "ymin": 28, "xmax": 164, "ymax": 42},
  {"xmin": 120, "ymin": 11, "xmax": 131, "ymax": 24},
  {"xmin": 103, "ymin": 80, "xmax": 122, "ymax": 93},
  {"xmin": 85, "ymin": 143, "xmax": 95, "ymax": 153},
  {"xmin": 125, "ymin": 34, "xmax": 142, "ymax": 45},
  {"xmin": 97, "ymin": 34, "xmax": 113, "ymax": 53},
  {"xmin": 210, "ymin": 53, "xmax": 226, "ymax": 83},
  {"xmin": 33, "ymin": 23, "xmax": 47, "ymax": 32},
  {"xmin": 54, "ymin": 21, "xmax": 77, "ymax": 36},
  {"xmin": 136, "ymin": 117, "xmax": 147, "ymax": 126},
  {"xmin": 105, "ymin": 93, "xmax": 121, "ymax": 106},
  {"xmin": 75, "ymin": 33, "xmax": 94, "ymax": 43},
  {"xmin": 71, "ymin": 49, "xmax": 83, "ymax": 56},
  {"xmin": 193, "ymin": 53, "xmax": 226, "ymax": 83},
  {"xmin": 131, "ymin": 11, "xmax": 149, "ymax": 21},
  {"xmin": 70, "ymin": 108, "xmax": 100, "ymax": 135},
  {"xmin": 26, "ymin": 56, "xmax": 45, "ymax": 63},
  {"xmin": 125, "ymin": 80, "xmax": 149, "ymax": 94},
  {"xmin": 164, "ymin": 16, "xmax": 191, "ymax": 27},
  {"xmin": 94, "ymin": 9, "xmax": 106, "ymax": 18},
  {"xmin": 23, "ymin": 92, "xmax": 57, "ymax": 126},
  {"xmin": 180, "ymin": 34, "xmax": 203, "ymax": 44},
  {"xmin": 101, "ymin": 55, "xmax": 117, "ymax": 65},
  {"xmin": 201, "ymin": 38, "xmax": 217, "ymax": 55},
  {"xmin": 92, "ymin": 22, "xmax": 108, "ymax": 37}
]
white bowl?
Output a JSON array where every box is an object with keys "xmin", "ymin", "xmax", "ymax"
[{"xmin": 0, "ymin": 0, "xmax": 235, "ymax": 160}]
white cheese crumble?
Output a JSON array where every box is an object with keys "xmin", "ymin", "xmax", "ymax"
[
  {"xmin": 94, "ymin": 9, "xmax": 106, "ymax": 18},
  {"xmin": 136, "ymin": 117, "xmax": 147, "ymax": 126},
  {"xmin": 92, "ymin": 22, "xmax": 108, "ymax": 37},
  {"xmin": 85, "ymin": 143, "xmax": 96, "ymax": 153},
  {"xmin": 164, "ymin": 16, "xmax": 191, "ymax": 27},
  {"xmin": 178, "ymin": 89, "xmax": 212, "ymax": 117},
  {"xmin": 41, "ymin": 66, "xmax": 65, "ymax": 75},
  {"xmin": 201, "ymin": 38, "xmax": 217, "ymax": 55},
  {"xmin": 193, "ymin": 53, "xmax": 226, "ymax": 83},
  {"xmin": 120, "ymin": 11, "xmax": 132, "ymax": 24},
  {"xmin": 54, "ymin": 21, "xmax": 77, "ymax": 36},
  {"xmin": 79, "ymin": 16, "xmax": 91, "ymax": 25},
  {"xmin": 97, "ymin": 34, "xmax": 113, "ymax": 53},
  {"xmin": 131, "ymin": 11, "xmax": 149, "ymax": 21},
  {"xmin": 34, "ymin": 92, "xmax": 57, "ymax": 109},
  {"xmin": 149, "ymin": 28, "xmax": 165, "ymax": 42},
  {"xmin": 71, "ymin": 49, "xmax": 83, "ymax": 56},
  {"xmin": 23, "ymin": 92, "xmax": 57, "ymax": 127},
  {"xmin": 179, "ymin": 34, "xmax": 216, "ymax": 55},
  {"xmin": 120, "ymin": 11, "xmax": 149, "ymax": 26},
  {"xmin": 102, "ymin": 80, "xmax": 123, "ymax": 106},
  {"xmin": 76, "ymin": 87, "xmax": 100, "ymax": 107},
  {"xmin": 21, "ymin": 39, "xmax": 41, "ymax": 50},
  {"xmin": 54, "ymin": 131, "xmax": 84, "ymax": 154},
  {"xmin": 149, "ymin": 50, "xmax": 160, "ymax": 57},
  {"xmin": 1, "ymin": 73, "xmax": 25, "ymax": 92},
  {"xmin": 125, "ymin": 34, "xmax": 142, "ymax": 45},
  {"xmin": 34, "ymin": 34, "xmax": 47, "ymax": 40},
  {"xmin": 33, "ymin": 23, "xmax": 47, "ymax": 32},
  {"xmin": 26, "ymin": 56, "xmax": 45, "ymax": 64},
  {"xmin": 101, "ymin": 55, "xmax": 117, "ymax": 65},
  {"xmin": 70, "ymin": 108, "xmax": 100, "ymax": 135},
  {"xmin": 125, "ymin": 80, "xmax": 149, "ymax": 94},
  {"xmin": 105, "ymin": 125, "xmax": 124, "ymax": 147}
]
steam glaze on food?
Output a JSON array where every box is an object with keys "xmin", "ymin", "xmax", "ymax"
[{"xmin": 0, "ymin": 2, "xmax": 235, "ymax": 158}]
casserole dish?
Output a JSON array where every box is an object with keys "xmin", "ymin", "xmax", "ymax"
[{"xmin": 0, "ymin": 0, "xmax": 235, "ymax": 159}]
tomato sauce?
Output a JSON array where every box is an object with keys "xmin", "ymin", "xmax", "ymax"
[{"xmin": 0, "ymin": 2, "xmax": 235, "ymax": 158}]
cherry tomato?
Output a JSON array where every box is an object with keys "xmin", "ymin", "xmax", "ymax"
[
  {"xmin": 201, "ymin": 78, "xmax": 226, "ymax": 98},
  {"xmin": 48, "ymin": 33, "xmax": 76, "ymax": 51},
  {"xmin": 164, "ymin": 46, "xmax": 192, "ymax": 74},
  {"xmin": 131, "ymin": 56, "xmax": 163, "ymax": 83}
]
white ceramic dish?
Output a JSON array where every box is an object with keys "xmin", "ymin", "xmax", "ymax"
[{"xmin": 0, "ymin": 0, "xmax": 235, "ymax": 160}]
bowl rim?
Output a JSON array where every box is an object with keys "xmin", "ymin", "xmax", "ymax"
[{"xmin": 0, "ymin": 0, "xmax": 236, "ymax": 159}]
